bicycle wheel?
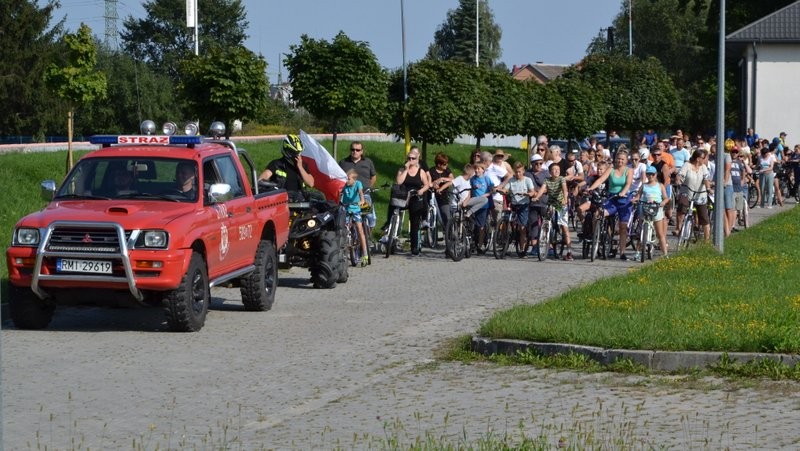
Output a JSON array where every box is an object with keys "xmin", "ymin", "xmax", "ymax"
[
  {"xmin": 747, "ymin": 186, "xmax": 758, "ymax": 209},
  {"xmin": 362, "ymin": 223, "xmax": 373, "ymax": 265},
  {"xmin": 421, "ymin": 207, "xmax": 434, "ymax": 248},
  {"xmin": 742, "ymin": 202, "xmax": 750, "ymax": 229},
  {"xmin": 349, "ymin": 225, "xmax": 360, "ymax": 267},
  {"xmin": 537, "ymin": 218, "xmax": 550, "ymax": 261},
  {"xmin": 493, "ymin": 216, "xmax": 511, "ymax": 259},
  {"xmin": 639, "ymin": 222, "xmax": 650, "ymax": 263},
  {"xmin": 590, "ymin": 216, "xmax": 603, "ymax": 262},
  {"xmin": 445, "ymin": 219, "xmax": 464, "ymax": 262},
  {"xmin": 679, "ymin": 215, "xmax": 694, "ymax": 249},
  {"xmin": 384, "ymin": 214, "xmax": 399, "ymax": 258}
]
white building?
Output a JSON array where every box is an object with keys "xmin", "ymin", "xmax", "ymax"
[{"xmin": 728, "ymin": 1, "xmax": 800, "ymax": 144}]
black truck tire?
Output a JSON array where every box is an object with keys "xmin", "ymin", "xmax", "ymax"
[
  {"xmin": 164, "ymin": 252, "xmax": 210, "ymax": 332},
  {"xmin": 9, "ymin": 284, "xmax": 55, "ymax": 330},
  {"xmin": 240, "ymin": 239, "xmax": 278, "ymax": 311}
]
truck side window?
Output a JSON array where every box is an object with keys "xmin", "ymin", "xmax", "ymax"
[{"xmin": 215, "ymin": 156, "xmax": 245, "ymax": 198}]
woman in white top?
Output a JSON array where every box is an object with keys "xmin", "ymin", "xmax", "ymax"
[
  {"xmin": 675, "ymin": 149, "xmax": 713, "ymax": 241},
  {"xmin": 759, "ymin": 143, "xmax": 778, "ymax": 208}
]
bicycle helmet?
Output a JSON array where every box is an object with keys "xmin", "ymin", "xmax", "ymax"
[{"xmin": 282, "ymin": 134, "xmax": 303, "ymax": 161}]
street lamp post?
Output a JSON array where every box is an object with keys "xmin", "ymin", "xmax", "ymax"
[
  {"xmin": 475, "ymin": 0, "xmax": 479, "ymax": 67},
  {"xmin": 714, "ymin": 0, "xmax": 726, "ymax": 251}
]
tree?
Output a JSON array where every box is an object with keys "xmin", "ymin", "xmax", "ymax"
[
  {"xmin": 519, "ymin": 81, "xmax": 566, "ymax": 156},
  {"xmin": 553, "ymin": 77, "xmax": 605, "ymax": 142},
  {"xmin": 286, "ymin": 32, "xmax": 387, "ymax": 159},
  {"xmin": 179, "ymin": 45, "xmax": 269, "ymax": 138},
  {"xmin": 426, "ymin": 0, "xmax": 502, "ymax": 68},
  {"xmin": 121, "ymin": 0, "xmax": 248, "ymax": 81},
  {"xmin": 384, "ymin": 60, "xmax": 482, "ymax": 158},
  {"xmin": 571, "ymin": 54, "xmax": 683, "ymax": 142},
  {"xmin": 0, "ymin": 0, "xmax": 64, "ymax": 137},
  {"xmin": 467, "ymin": 67, "xmax": 524, "ymax": 149},
  {"xmin": 78, "ymin": 47, "xmax": 183, "ymax": 135},
  {"xmin": 43, "ymin": 23, "xmax": 107, "ymax": 172}
]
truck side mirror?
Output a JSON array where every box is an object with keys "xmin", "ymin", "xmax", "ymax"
[
  {"xmin": 207, "ymin": 183, "xmax": 233, "ymax": 204},
  {"xmin": 41, "ymin": 180, "xmax": 57, "ymax": 201}
]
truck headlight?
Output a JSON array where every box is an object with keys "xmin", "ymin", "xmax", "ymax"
[
  {"xmin": 138, "ymin": 230, "xmax": 168, "ymax": 248},
  {"xmin": 15, "ymin": 228, "xmax": 40, "ymax": 246}
]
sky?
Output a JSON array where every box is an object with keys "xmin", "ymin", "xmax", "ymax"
[{"xmin": 59, "ymin": 0, "xmax": 624, "ymax": 83}]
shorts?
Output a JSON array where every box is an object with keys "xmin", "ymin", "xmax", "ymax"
[
  {"xmin": 604, "ymin": 195, "xmax": 633, "ymax": 222},
  {"xmin": 654, "ymin": 207, "xmax": 665, "ymax": 222},
  {"xmin": 511, "ymin": 203, "xmax": 529, "ymax": 227},
  {"xmin": 734, "ymin": 191, "xmax": 745, "ymax": 211},
  {"xmin": 723, "ymin": 185, "xmax": 734, "ymax": 210},
  {"xmin": 695, "ymin": 204, "xmax": 710, "ymax": 226},
  {"xmin": 556, "ymin": 205, "xmax": 569, "ymax": 228},
  {"xmin": 665, "ymin": 184, "xmax": 672, "ymax": 202}
]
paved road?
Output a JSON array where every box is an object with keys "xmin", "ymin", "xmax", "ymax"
[{"xmin": 3, "ymin": 202, "xmax": 798, "ymax": 449}]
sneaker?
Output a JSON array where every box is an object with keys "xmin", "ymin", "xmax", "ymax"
[
  {"xmin": 420, "ymin": 220, "xmax": 429, "ymax": 228},
  {"xmin": 547, "ymin": 248, "xmax": 555, "ymax": 259},
  {"xmin": 517, "ymin": 252, "xmax": 527, "ymax": 259},
  {"xmin": 528, "ymin": 247, "xmax": 537, "ymax": 256},
  {"xmin": 767, "ymin": 206, "xmax": 773, "ymax": 209},
  {"xmin": 360, "ymin": 255, "xmax": 369, "ymax": 267},
  {"xmin": 633, "ymin": 252, "xmax": 640, "ymax": 261},
  {"xmin": 619, "ymin": 253, "xmax": 628, "ymax": 261},
  {"xmin": 563, "ymin": 252, "xmax": 574, "ymax": 261},
  {"xmin": 411, "ymin": 248, "xmax": 420, "ymax": 256}
]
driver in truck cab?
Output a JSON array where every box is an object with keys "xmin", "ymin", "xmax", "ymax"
[
  {"xmin": 258, "ymin": 134, "xmax": 315, "ymax": 201},
  {"xmin": 176, "ymin": 161, "xmax": 198, "ymax": 199}
]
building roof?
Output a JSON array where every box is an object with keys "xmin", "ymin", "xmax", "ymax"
[
  {"xmin": 727, "ymin": 1, "xmax": 800, "ymax": 43},
  {"xmin": 510, "ymin": 63, "xmax": 568, "ymax": 84}
]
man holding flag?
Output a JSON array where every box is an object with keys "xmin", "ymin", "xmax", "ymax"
[{"xmin": 258, "ymin": 132, "xmax": 347, "ymax": 202}]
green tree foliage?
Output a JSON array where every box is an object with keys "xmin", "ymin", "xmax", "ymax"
[
  {"xmin": 520, "ymin": 81, "xmax": 566, "ymax": 151},
  {"xmin": 572, "ymin": 53, "xmax": 683, "ymax": 138},
  {"xmin": 121, "ymin": 0, "xmax": 248, "ymax": 81},
  {"xmin": 553, "ymin": 77, "xmax": 605, "ymax": 141},
  {"xmin": 78, "ymin": 48, "xmax": 183, "ymax": 135},
  {"xmin": 286, "ymin": 31, "xmax": 387, "ymax": 159},
  {"xmin": 468, "ymin": 67, "xmax": 523, "ymax": 148},
  {"xmin": 385, "ymin": 60, "xmax": 481, "ymax": 152},
  {"xmin": 0, "ymin": 0, "xmax": 64, "ymax": 137},
  {"xmin": 179, "ymin": 45, "xmax": 269, "ymax": 138},
  {"xmin": 426, "ymin": 0, "xmax": 502, "ymax": 68},
  {"xmin": 43, "ymin": 23, "xmax": 107, "ymax": 171}
]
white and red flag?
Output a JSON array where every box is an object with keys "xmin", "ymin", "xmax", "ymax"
[{"xmin": 299, "ymin": 131, "xmax": 347, "ymax": 202}]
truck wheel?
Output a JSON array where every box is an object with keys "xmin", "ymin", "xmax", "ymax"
[
  {"xmin": 9, "ymin": 284, "xmax": 55, "ymax": 329},
  {"xmin": 240, "ymin": 239, "xmax": 277, "ymax": 311},
  {"xmin": 336, "ymin": 228, "xmax": 349, "ymax": 283},
  {"xmin": 310, "ymin": 230, "xmax": 340, "ymax": 289},
  {"xmin": 164, "ymin": 252, "xmax": 209, "ymax": 332}
]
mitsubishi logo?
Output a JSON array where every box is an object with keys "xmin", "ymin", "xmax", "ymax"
[{"xmin": 82, "ymin": 234, "xmax": 93, "ymax": 243}]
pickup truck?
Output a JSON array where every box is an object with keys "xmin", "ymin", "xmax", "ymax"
[{"xmin": 6, "ymin": 124, "xmax": 289, "ymax": 332}]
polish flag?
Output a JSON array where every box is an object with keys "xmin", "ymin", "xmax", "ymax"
[{"xmin": 299, "ymin": 131, "xmax": 347, "ymax": 202}]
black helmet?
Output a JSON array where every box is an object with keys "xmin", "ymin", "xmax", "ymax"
[{"xmin": 282, "ymin": 134, "xmax": 303, "ymax": 161}]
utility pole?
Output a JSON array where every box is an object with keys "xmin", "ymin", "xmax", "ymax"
[
  {"xmin": 186, "ymin": 0, "xmax": 198, "ymax": 55},
  {"xmin": 401, "ymin": 0, "xmax": 410, "ymax": 152},
  {"xmin": 475, "ymin": 0, "xmax": 480, "ymax": 66},
  {"xmin": 628, "ymin": 0, "xmax": 633, "ymax": 56},
  {"xmin": 714, "ymin": 0, "xmax": 726, "ymax": 251}
]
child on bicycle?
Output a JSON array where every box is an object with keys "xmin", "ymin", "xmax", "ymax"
[
  {"xmin": 532, "ymin": 163, "xmax": 574, "ymax": 261},
  {"xmin": 498, "ymin": 161, "xmax": 535, "ymax": 258},
  {"xmin": 341, "ymin": 169, "xmax": 369, "ymax": 266},
  {"xmin": 633, "ymin": 165, "xmax": 670, "ymax": 259},
  {"xmin": 468, "ymin": 162, "xmax": 494, "ymax": 254}
]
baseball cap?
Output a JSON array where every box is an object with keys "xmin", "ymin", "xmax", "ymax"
[
  {"xmin": 530, "ymin": 154, "xmax": 543, "ymax": 162},
  {"xmin": 646, "ymin": 165, "xmax": 657, "ymax": 175},
  {"xmin": 780, "ymin": 131, "xmax": 787, "ymax": 137}
]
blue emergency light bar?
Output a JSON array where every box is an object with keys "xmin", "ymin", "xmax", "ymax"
[{"xmin": 89, "ymin": 135, "xmax": 203, "ymax": 146}]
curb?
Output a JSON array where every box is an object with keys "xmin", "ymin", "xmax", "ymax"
[{"xmin": 471, "ymin": 336, "xmax": 800, "ymax": 372}]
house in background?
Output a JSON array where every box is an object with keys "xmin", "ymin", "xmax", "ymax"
[
  {"xmin": 728, "ymin": 1, "xmax": 800, "ymax": 143},
  {"xmin": 510, "ymin": 63, "xmax": 568, "ymax": 84}
]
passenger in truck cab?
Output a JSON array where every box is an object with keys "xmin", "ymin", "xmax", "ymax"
[
  {"xmin": 176, "ymin": 161, "xmax": 198, "ymax": 199},
  {"xmin": 112, "ymin": 168, "xmax": 135, "ymax": 194}
]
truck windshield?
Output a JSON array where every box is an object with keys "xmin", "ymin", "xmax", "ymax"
[{"xmin": 56, "ymin": 158, "xmax": 198, "ymax": 202}]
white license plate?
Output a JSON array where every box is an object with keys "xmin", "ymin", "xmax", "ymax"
[{"xmin": 56, "ymin": 258, "xmax": 112, "ymax": 274}]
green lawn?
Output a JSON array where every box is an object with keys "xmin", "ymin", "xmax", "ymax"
[{"xmin": 479, "ymin": 206, "xmax": 800, "ymax": 354}]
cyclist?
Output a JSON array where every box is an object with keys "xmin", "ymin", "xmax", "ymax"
[
  {"xmin": 730, "ymin": 146, "xmax": 752, "ymax": 231},
  {"xmin": 633, "ymin": 165, "xmax": 669, "ymax": 259},
  {"xmin": 532, "ymin": 163, "xmax": 574, "ymax": 261},
  {"xmin": 429, "ymin": 152, "xmax": 454, "ymax": 230},
  {"xmin": 467, "ymin": 162, "xmax": 494, "ymax": 254},
  {"xmin": 587, "ymin": 149, "xmax": 634, "ymax": 260},
  {"xmin": 340, "ymin": 169, "xmax": 369, "ymax": 266},
  {"xmin": 525, "ymin": 154, "xmax": 548, "ymax": 257},
  {"xmin": 259, "ymin": 134, "xmax": 315, "ymax": 201},
  {"xmin": 498, "ymin": 161, "xmax": 536, "ymax": 258},
  {"xmin": 395, "ymin": 146, "xmax": 431, "ymax": 256},
  {"xmin": 675, "ymin": 148, "xmax": 712, "ymax": 241}
]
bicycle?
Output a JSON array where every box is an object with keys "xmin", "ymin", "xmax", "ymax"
[
  {"xmin": 588, "ymin": 191, "xmax": 614, "ymax": 262},
  {"xmin": 344, "ymin": 207, "xmax": 370, "ymax": 267},
  {"xmin": 493, "ymin": 192, "xmax": 529, "ymax": 259},
  {"xmin": 383, "ymin": 188, "xmax": 419, "ymax": 258},
  {"xmin": 747, "ymin": 169, "xmax": 760, "ymax": 209},
  {"xmin": 537, "ymin": 204, "xmax": 565, "ymax": 261},
  {"xmin": 635, "ymin": 201, "xmax": 659, "ymax": 262},
  {"xmin": 676, "ymin": 186, "xmax": 710, "ymax": 249},
  {"xmin": 445, "ymin": 188, "xmax": 474, "ymax": 262},
  {"xmin": 421, "ymin": 191, "xmax": 441, "ymax": 249}
]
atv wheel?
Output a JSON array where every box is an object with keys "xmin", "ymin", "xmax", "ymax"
[{"xmin": 310, "ymin": 230, "xmax": 341, "ymax": 289}]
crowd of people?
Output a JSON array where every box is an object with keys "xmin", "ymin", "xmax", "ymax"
[{"xmin": 259, "ymin": 130, "xmax": 798, "ymax": 264}]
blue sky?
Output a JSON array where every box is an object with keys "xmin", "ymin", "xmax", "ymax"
[{"xmin": 59, "ymin": 0, "xmax": 623, "ymax": 83}]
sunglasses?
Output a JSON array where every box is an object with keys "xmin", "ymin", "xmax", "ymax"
[
  {"xmin": 407, "ymin": 157, "xmax": 417, "ymax": 160},
  {"xmin": 653, "ymin": 153, "xmax": 662, "ymax": 156},
  {"xmin": 350, "ymin": 148, "xmax": 362, "ymax": 152}
]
